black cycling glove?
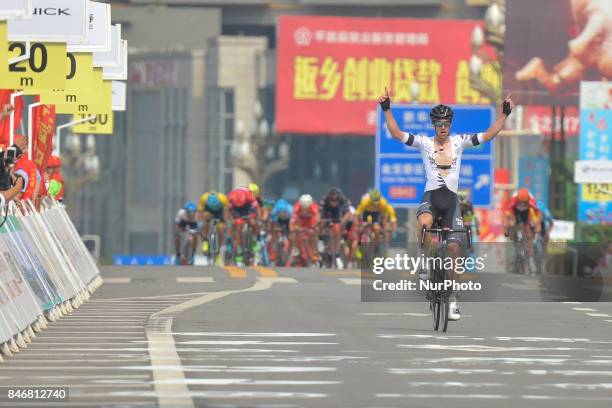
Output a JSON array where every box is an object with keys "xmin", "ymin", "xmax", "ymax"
[
  {"xmin": 380, "ymin": 96, "xmax": 390, "ymax": 111},
  {"xmin": 502, "ymin": 100, "xmax": 512, "ymax": 115}
]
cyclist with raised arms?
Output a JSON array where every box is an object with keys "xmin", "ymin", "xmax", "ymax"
[{"xmin": 379, "ymin": 87, "xmax": 514, "ymax": 321}]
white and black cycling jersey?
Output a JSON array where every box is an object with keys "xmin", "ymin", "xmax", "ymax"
[{"xmin": 401, "ymin": 132, "xmax": 485, "ymax": 194}]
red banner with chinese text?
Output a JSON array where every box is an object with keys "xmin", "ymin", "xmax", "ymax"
[
  {"xmin": 31, "ymin": 96, "xmax": 56, "ymax": 173},
  {"xmin": 276, "ymin": 16, "xmax": 499, "ymax": 135},
  {"xmin": 0, "ymin": 89, "xmax": 23, "ymax": 146}
]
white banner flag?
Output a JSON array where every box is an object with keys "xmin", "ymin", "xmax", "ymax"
[
  {"xmin": 0, "ymin": 0, "xmax": 31, "ymax": 20},
  {"xmin": 68, "ymin": 1, "xmax": 111, "ymax": 52},
  {"xmin": 104, "ymin": 40, "xmax": 127, "ymax": 80},
  {"xmin": 8, "ymin": 0, "xmax": 89, "ymax": 42},
  {"xmin": 93, "ymin": 23, "xmax": 121, "ymax": 67},
  {"xmin": 112, "ymin": 80, "xmax": 126, "ymax": 111}
]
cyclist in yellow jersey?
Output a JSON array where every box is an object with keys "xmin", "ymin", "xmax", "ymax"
[
  {"xmin": 198, "ymin": 191, "xmax": 229, "ymax": 256},
  {"xmin": 353, "ymin": 190, "xmax": 398, "ymax": 258}
]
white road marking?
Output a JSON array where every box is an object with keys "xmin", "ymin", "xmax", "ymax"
[
  {"xmin": 377, "ymin": 393, "xmax": 508, "ymax": 399},
  {"xmin": 586, "ymin": 313, "xmax": 610, "ymax": 317},
  {"xmin": 176, "ymin": 277, "xmax": 215, "ymax": 283},
  {"xmin": 257, "ymin": 277, "xmax": 298, "ymax": 283},
  {"xmin": 122, "ymin": 365, "xmax": 336, "ymax": 373},
  {"xmin": 177, "ymin": 341, "xmax": 338, "ymax": 346},
  {"xmin": 103, "ymin": 277, "xmax": 132, "ymax": 283},
  {"xmin": 171, "ymin": 332, "xmax": 336, "ymax": 337},
  {"xmin": 407, "ymin": 381, "xmax": 507, "ymax": 388},
  {"xmin": 360, "ymin": 312, "xmax": 429, "ymax": 316},
  {"xmin": 0, "ymin": 375, "xmax": 150, "ymax": 380},
  {"xmin": 572, "ymin": 307, "xmax": 597, "ymax": 311},
  {"xmin": 389, "ymin": 368, "xmax": 496, "ymax": 375},
  {"xmin": 154, "ymin": 379, "xmax": 340, "ymax": 385},
  {"xmin": 398, "ymin": 344, "xmax": 580, "ymax": 352},
  {"xmin": 109, "ymin": 390, "xmax": 327, "ymax": 399},
  {"xmin": 146, "ymin": 279, "xmax": 275, "ymax": 408},
  {"xmin": 339, "ymin": 278, "xmax": 362, "ymax": 285}
]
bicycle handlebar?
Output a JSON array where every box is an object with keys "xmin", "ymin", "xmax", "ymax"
[{"xmin": 420, "ymin": 225, "xmax": 472, "ymax": 249}]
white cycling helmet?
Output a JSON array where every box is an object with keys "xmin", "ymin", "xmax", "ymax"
[{"xmin": 299, "ymin": 194, "xmax": 313, "ymax": 208}]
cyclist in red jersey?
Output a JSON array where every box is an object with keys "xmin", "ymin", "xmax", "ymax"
[
  {"xmin": 290, "ymin": 194, "xmax": 320, "ymax": 265},
  {"xmin": 227, "ymin": 187, "xmax": 259, "ymax": 264},
  {"xmin": 504, "ymin": 188, "xmax": 543, "ymax": 273}
]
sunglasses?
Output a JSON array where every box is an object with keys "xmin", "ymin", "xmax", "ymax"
[{"xmin": 433, "ymin": 121, "xmax": 451, "ymax": 128}]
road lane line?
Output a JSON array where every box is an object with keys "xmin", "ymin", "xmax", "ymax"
[
  {"xmin": 257, "ymin": 277, "xmax": 298, "ymax": 283},
  {"xmin": 586, "ymin": 313, "xmax": 610, "ymax": 317},
  {"xmin": 146, "ymin": 279, "xmax": 273, "ymax": 408},
  {"xmin": 252, "ymin": 266, "xmax": 278, "ymax": 278},
  {"xmin": 223, "ymin": 265, "xmax": 247, "ymax": 279},
  {"xmin": 339, "ymin": 278, "xmax": 362, "ymax": 285},
  {"xmin": 572, "ymin": 307, "xmax": 597, "ymax": 311},
  {"xmin": 176, "ymin": 277, "xmax": 215, "ymax": 283},
  {"xmin": 103, "ymin": 277, "xmax": 132, "ymax": 283},
  {"xmin": 171, "ymin": 332, "xmax": 335, "ymax": 337}
]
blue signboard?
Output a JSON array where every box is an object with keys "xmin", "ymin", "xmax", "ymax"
[
  {"xmin": 376, "ymin": 104, "xmax": 495, "ymax": 208},
  {"xmin": 113, "ymin": 255, "xmax": 173, "ymax": 266},
  {"xmin": 577, "ymin": 109, "xmax": 612, "ymax": 224},
  {"xmin": 518, "ymin": 157, "xmax": 549, "ymax": 207}
]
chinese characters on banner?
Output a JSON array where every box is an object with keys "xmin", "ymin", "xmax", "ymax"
[{"xmin": 277, "ymin": 16, "xmax": 500, "ymax": 135}]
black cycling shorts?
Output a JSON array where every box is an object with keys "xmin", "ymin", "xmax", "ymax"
[
  {"xmin": 515, "ymin": 208, "xmax": 529, "ymax": 225},
  {"xmin": 361, "ymin": 211, "xmax": 381, "ymax": 224},
  {"xmin": 416, "ymin": 186, "xmax": 465, "ymax": 246}
]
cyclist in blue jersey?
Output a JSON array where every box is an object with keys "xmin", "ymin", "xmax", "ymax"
[{"xmin": 537, "ymin": 200, "xmax": 554, "ymax": 256}]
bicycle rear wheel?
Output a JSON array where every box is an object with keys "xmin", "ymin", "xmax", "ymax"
[
  {"xmin": 441, "ymin": 297, "xmax": 449, "ymax": 332},
  {"xmin": 432, "ymin": 299, "xmax": 441, "ymax": 331},
  {"xmin": 208, "ymin": 231, "xmax": 218, "ymax": 264}
]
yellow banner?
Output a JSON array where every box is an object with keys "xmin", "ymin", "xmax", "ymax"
[
  {"xmin": 40, "ymin": 70, "xmax": 111, "ymax": 114},
  {"xmin": 581, "ymin": 183, "xmax": 612, "ymax": 202},
  {"xmin": 0, "ymin": 42, "xmax": 67, "ymax": 91},
  {"xmin": 26, "ymin": 52, "xmax": 93, "ymax": 95},
  {"xmin": 0, "ymin": 22, "xmax": 8, "ymax": 79},
  {"xmin": 72, "ymin": 113, "xmax": 114, "ymax": 135}
]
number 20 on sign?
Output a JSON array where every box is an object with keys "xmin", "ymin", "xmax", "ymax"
[{"xmin": 0, "ymin": 42, "xmax": 66, "ymax": 90}]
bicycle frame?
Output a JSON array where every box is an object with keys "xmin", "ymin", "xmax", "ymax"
[{"xmin": 420, "ymin": 224, "xmax": 471, "ymax": 332}]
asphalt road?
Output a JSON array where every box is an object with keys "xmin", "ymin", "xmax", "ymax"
[{"xmin": 2, "ymin": 265, "xmax": 612, "ymax": 408}]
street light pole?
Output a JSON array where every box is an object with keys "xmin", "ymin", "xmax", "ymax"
[
  {"xmin": 469, "ymin": 0, "xmax": 505, "ymax": 103},
  {"xmin": 231, "ymin": 98, "xmax": 289, "ymax": 193}
]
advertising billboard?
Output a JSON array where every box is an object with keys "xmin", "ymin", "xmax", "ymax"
[{"xmin": 277, "ymin": 16, "xmax": 499, "ymax": 135}]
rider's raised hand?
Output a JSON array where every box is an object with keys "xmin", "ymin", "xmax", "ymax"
[
  {"xmin": 379, "ymin": 87, "xmax": 391, "ymax": 111},
  {"xmin": 502, "ymin": 94, "xmax": 514, "ymax": 116}
]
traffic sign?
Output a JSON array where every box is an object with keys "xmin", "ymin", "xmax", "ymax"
[{"xmin": 376, "ymin": 104, "xmax": 495, "ymax": 208}]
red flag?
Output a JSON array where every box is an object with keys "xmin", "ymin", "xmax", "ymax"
[
  {"xmin": 31, "ymin": 96, "xmax": 56, "ymax": 173},
  {"xmin": 0, "ymin": 89, "xmax": 24, "ymax": 146}
]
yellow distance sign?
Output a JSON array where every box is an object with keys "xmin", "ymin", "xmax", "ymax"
[
  {"xmin": 0, "ymin": 22, "xmax": 8, "ymax": 79},
  {"xmin": 40, "ymin": 72, "xmax": 111, "ymax": 114},
  {"xmin": 581, "ymin": 183, "xmax": 612, "ymax": 202},
  {"xmin": 26, "ymin": 52, "xmax": 94, "ymax": 95},
  {"xmin": 0, "ymin": 42, "xmax": 67, "ymax": 91},
  {"xmin": 72, "ymin": 113, "xmax": 114, "ymax": 135}
]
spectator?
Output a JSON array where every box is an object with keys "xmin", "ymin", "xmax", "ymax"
[
  {"xmin": 0, "ymin": 168, "xmax": 25, "ymax": 208},
  {"xmin": 13, "ymin": 134, "xmax": 41, "ymax": 203},
  {"xmin": 46, "ymin": 155, "xmax": 64, "ymax": 202}
]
